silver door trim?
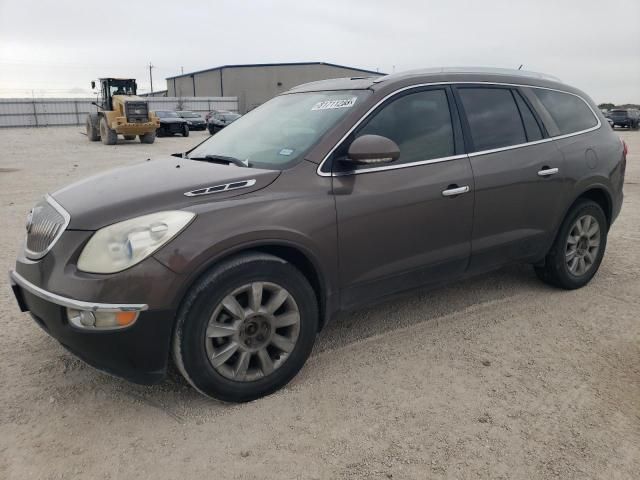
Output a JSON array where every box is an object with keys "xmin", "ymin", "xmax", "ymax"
[{"xmin": 316, "ymin": 81, "xmax": 601, "ymax": 177}]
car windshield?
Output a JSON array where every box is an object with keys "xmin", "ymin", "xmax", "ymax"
[
  {"xmin": 157, "ymin": 111, "xmax": 179, "ymax": 118},
  {"xmin": 221, "ymin": 114, "xmax": 241, "ymax": 121},
  {"xmin": 188, "ymin": 90, "xmax": 370, "ymax": 169},
  {"xmin": 180, "ymin": 112, "xmax": 200, "ymax": 118}
]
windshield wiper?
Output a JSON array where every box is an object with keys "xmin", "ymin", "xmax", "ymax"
[{"xmin": 189, "ymin": 154, "xmax": 249, "ymax": 168}]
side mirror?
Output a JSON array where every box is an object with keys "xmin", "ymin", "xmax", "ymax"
[
  {"xmin": 345, "ymin": 134, "xmax": 400, "ymax": 165},
  {"xmin": 90, "ymin": 81, "xmax": 95, "ymax": 90}
]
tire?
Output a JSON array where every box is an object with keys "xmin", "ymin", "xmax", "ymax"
[
  {"xmin": 139, "ymin": 131, "xmax": 156, "ymax": 144},
  {"xmin": 123, "ymin": 135, "xmax": 136, "ymax": 140},
  {"xmin": 99, "ymin": 117, "xmax": 117, "ymax": 145},
  {"xmin": 182, "ymin": 124, "xmax": 189, "ymax": 137},
  {"xmin": 208, "ymin": 125, "xmax": 216, "ymax": 135},
  {"xmin": 534, "ymin": 200, "xmax": 607, "ymax": 289},
  {"xmin": 86, "ymin": 114, "xmax": 100, "ymax": 141},
  {"xmin": 632, "ymin": 121, "xmax": 639, "ymax": 131},
  {"xmin": 172, "ymin": 252, "xmax": 318, "ymax": 402}
]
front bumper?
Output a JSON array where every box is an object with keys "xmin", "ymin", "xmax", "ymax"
[
  {"xmin": 113, "ymin": 117, "xmax": 159, "ymax": 135},
  {"xmin": 9, "ymin": 269, "xmax": 175, "ymax": 384}
]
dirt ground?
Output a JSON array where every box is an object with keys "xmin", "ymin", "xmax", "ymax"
[{"xmin": 0, "ymin": 127, "xmax": 638, "ymax": 480}]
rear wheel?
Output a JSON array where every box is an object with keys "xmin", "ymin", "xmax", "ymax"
[
  {"xmin": 535, "ymin": 200, "xmax": 607, "ymax": 289},
  {"xmin": 182, "ymin": 124, "xmax": 189, "ymax": 137},
  {"xmin": 99, "ymin": 117, "xmax": 117, "ymax": 145},
  {"xmin": 172, "ymin": 252, "xmax": 318, "ymax": 402},
  {"xmin": 139, "ymin": 131, "xmax": 156, "ymax": 144}
]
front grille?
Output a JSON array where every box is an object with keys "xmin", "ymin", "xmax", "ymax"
[
  {"xmin": 125, "ymin": 101, "xmax": 149, "ymax": 123},
  {"xmin": 25, "ymin": 197, "xmax": 69, "ymax": 259}
]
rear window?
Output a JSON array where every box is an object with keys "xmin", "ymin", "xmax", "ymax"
[
  {"xmin": 458, "ymin": 87, "xmax": 527, "ymax": 151},
  {"xmin": 532, "ymin": 89, "xmax": 598, "ymax": 135}
]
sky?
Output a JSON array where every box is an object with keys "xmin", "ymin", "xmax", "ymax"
[{"xmin": 0, "ymin": 0, "xmax": 638, "ymax": 104}]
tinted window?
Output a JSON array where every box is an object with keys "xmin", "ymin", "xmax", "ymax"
[
  {"xmin": 514, "ymin": 91, "xmax": 543, "ymax": 141},
  {"xmin": 532, "ymin": 89, "xmax": 598, "ymax": 135},
  {"xmin": 353, "ymin": 89, "xmax": 454, "ymax": 165},
  {"xmin": 458, "ymin": 88, "xmax": 527, "ymax": 151}
]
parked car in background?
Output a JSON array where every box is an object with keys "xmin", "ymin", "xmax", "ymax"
[
  {"xmin": 208, "ymin": 111, "xmax": 241, "ymax": 134},
  {"xmin": 9, "ymin": 68, "xmax": 625, "ymax": 402},
  {"xmin": 155, "ymin": 110, "xmax": 189, "ymax": 137},
  {"xmin": 608, "ymin": 109, "xmax": 639, "ymax": 129},
  {"xmin": 177, "ymin": 111, "xmax": 207, "ymax": 131}
]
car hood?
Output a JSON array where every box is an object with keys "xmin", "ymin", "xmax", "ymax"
[{"xmin": 52, "ymin": 156, "xmax": 280, "ymax": 230}]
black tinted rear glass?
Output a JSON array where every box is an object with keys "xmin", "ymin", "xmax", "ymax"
[
  {"xmin": 458, "ymin": 87, "xmax": 527, "ymax": 151},
  {"xmin": 532, "ymin": 89, "xmax": 598, "ymax": 135}
]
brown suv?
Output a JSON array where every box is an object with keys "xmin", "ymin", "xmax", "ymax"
[{"xmin": 10, "ymin": 68, "xmax": 626, "ymax": 402}]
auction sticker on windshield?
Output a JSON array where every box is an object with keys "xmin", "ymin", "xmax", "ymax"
[{"xmin": 311, "ymin": 97, "xmax": 357, "ymax": 111}]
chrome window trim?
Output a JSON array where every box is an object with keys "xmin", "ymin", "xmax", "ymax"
[
  {"xmin": 24, "ymin": 194, "xmax": 71, "ymax": 260},
  {"xmin": 184, "ymin": 179, "xmax": 257, "ymax": 197},
  {"xmin": 9, "ymin": 270, "xmax": 149, "ymax": 313},
  {"xmin": 316, "ymin": 81, "xmax": 601, "ymax": 177}
]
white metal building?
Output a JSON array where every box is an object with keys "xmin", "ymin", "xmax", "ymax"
[{"xmin": 166, "ymin": 62, "xmax": 382, "ymax": 113}]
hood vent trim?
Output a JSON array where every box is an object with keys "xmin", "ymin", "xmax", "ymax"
[{"xmin": 184, "ymin": 179, "xmax": 257, "ymax": 197}]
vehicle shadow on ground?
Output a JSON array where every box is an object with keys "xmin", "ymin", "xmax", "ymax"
[{"xmin": 101, "ymin": 263, "xmax": 551, "ymax": 411}]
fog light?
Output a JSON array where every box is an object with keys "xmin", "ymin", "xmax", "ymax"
[{"xmin": 66, "ymin": 308, "xmax": 138, "ymax": 329}]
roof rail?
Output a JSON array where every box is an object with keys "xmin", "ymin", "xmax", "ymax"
[{"xmin": 373, "ymin": 67, "xmax": 562, "ymax": 83}]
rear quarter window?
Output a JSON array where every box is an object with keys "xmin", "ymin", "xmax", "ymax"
[{"xmin": 532, "ymin": 89, "xmax": 598, "ymax": 136}]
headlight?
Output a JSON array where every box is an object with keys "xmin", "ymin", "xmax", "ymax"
[{"xmin": 77, "ymin": 211, "xmax": 195, "ymax": 273}]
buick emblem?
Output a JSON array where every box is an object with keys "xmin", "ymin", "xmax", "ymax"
[{"xmin": 25, "ymin": 209, "xmax": 34, "ymax": 234}]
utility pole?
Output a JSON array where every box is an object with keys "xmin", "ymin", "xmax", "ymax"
[
  {"xmin": 148, "ymin": 62, "xmax": 154, "ymax": 95},
  {"xmin": 181, "ymin": 66, "xmax": 184, "ymax": 75}
]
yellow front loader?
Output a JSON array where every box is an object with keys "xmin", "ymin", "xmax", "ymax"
[{"xmin": 86, "ymin": 78, "xmax": 159, "ymax": 145}]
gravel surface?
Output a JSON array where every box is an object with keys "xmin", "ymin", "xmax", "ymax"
[{"xmin": 1, "ymin": 127, "xmax": 638, "ymax": 479}]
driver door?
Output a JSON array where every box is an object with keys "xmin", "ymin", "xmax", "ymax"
[{"xmin": 331, "ymin": 86, "xmax": 475, "ymax": 309}]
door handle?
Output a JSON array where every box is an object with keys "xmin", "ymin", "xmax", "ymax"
[
  {"xmin": 537, "ymin": 167, "xmax": 559, "ymax": 177},
  {"xmin": 441, "ymin": 185, "xmax": 470, "ymax": 197}
]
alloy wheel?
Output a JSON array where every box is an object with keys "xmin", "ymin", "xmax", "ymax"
[
  {"xmin": 565, "ymin": 214, "xmax": 600, "ymax": 276},
  {"xmin": 205, "ymin": 282, "xmax": 301, "ymax": 381}
]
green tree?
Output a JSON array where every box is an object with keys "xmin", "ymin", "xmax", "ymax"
[{"xmin": 598, "ymin": 103, "xmax": 615, "ymax": 110}]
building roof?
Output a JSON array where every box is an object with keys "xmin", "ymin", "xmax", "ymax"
[{"xmin": 166, "ymin": 62, "xmax": 383, "ymax": 80}]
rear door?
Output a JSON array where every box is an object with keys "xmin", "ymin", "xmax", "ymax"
[
  {"xmin": 330, "ymin": 86, "xmax": 475, "ymax": 309},
  {"xmin": 453, "ymin": 85, "xmax": 566, "ymax": 272}
]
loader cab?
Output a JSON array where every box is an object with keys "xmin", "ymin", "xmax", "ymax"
[{"xmin": 93, "ymin": 78, "xmax": 138, "ymax": 110}]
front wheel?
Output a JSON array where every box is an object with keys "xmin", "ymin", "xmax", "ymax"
[
  {"xmin": 139, "ymin": 131, "xmax": 156, "ymax": 144},
  {"xmin": 535, "ymin": 200, "xmax": 607, "ymax": 289},
  {"xmin": 99, "ymin": 117, "xmax": 117, "ymax": 145},
  {"xmin": 86, "ymin": 115, "xmax": 100, "ymax": 141},
  {"xmin": 172, "ymin": 253, "xmax": 318, "ymax": 402}
]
